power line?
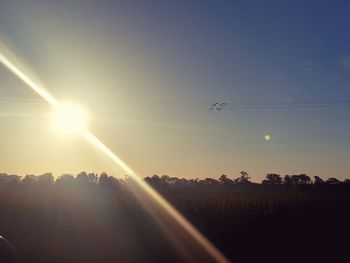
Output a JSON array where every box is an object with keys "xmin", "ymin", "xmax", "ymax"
[{"xmin": 1, "ymin": 95, "xmax": 350, "ymax": 110}]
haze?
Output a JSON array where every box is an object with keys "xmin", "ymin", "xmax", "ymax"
[{"xmin": 0, "ymin": 1, "xmax": 349, "ymax": 181}]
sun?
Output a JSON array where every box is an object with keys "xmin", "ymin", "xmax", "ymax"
[{"xmin": 51, "ymin": 102, "xmax": 88, "ymax": 133}]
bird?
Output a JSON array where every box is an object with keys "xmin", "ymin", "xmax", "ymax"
[{"xmin": 209, "ymin": 102, "xmax": 227, "ymax": 111}]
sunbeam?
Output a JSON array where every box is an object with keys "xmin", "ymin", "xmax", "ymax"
[{"xmin": 0, "ymin": 46, "xmax": 229, "ymax": 263}]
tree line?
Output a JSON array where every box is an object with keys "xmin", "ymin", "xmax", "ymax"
[
  {"xmin": 0, "ymin": 171, "xmax": 349, "ymax": 191},
  {"xmin": 0, "ymin": 171, "xmax": 349, "ymax": 263}
]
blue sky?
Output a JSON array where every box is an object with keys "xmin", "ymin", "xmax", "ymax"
[{"xmin": 0, "ymin": 1, "xmax": 349, "ymax": 180}]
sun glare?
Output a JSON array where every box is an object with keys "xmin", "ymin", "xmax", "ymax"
[
  {"xmin": 0, "ymin": 50, "xmax": 229, "ymax": 263},
  {"xmin": 51, "ymin": 102, "xmax": 88, "ymax": 133}
]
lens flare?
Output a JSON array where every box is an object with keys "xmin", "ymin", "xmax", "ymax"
[
  {"xmin": 82, "ymin": 129, "xmax": 229, "ymax": 262},
  {"xmin": 0, "ymin": 47, "xmax": 229, "ymax": 263},
  {"xmin": 0, "ymin": 53, "xmax": 59, "ymax": 108}
]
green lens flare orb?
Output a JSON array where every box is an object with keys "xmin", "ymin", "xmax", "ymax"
[{"xmin": 264, "ymin": 134, "xmax": 271, "ymax": 141}]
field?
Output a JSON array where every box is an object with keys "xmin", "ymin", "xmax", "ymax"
[{"xmin": 0, "ymin": 173, "xmax": 349, "ymax": 263}]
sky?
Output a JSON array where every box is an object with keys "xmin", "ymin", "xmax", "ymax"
[{"xmin": 0, "ymin": 0, "xmax": 350, "ymax": 181}]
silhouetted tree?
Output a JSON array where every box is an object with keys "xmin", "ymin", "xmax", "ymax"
[
  {"xmin": 284, "ymin": 175, "xmax": 293, "ymax": 185},
  {"xmin": 262, "ymin": 174, "xmax": 282, "ymax": 185},
  {"xmin": 298, "ymin": 174, "xmax": 311, "ymax": 184},
  {"xmin": 201, "ymin": 178, "xmax": 220, "ymax": 188},
  {"xmin": 166, "ymin": 177, "xmax": 189, "ymax": 190},
  {"xmin": 88, "ymin": 173, "xmax": 99, "ymax": 184},
  {"xmin": 76, "ymin": 171, "xmax": 89, "ymax": 185},
  {"xmin": 37, "ymin": 173, "xmax": 54, "ymax": 186},
  {"xmin": 99, "ymin": 172, "xmax": 110, "ymax": 186},
  {"xmin": 160, "ymin": 175, "xmax": 170, "ymax": 183},
  {"xmin": 326, "ymin": 177, "xmax": 341, "ymax": 185},
  {"xmin": 145, "ymin": 175, "xmax": 164, "ymax": 188},
  {"xmin": 22, "ymin": 175, "xmax": 38, "ymax": 187},
  {"xmin": 219, "ymin": 174, "xmax": 233, "ymax": 186},
  {"xmin": 0, "ymin": 174, "xmax": 21, "ymax": 189},
  {"xmin": 0, "ymin": 169, "xmax": 348, "ymax": 193},
  {"xmin": 0, "ymin": 169, "xmax": 349, "ymax": 263},
  {"xmin": 56, "ymin": 174, "xmax": 75, "ymax": 186},
  {"xmin": 314, "ymin": 176, "xmax": 324, "ymax": 185},
  {"xmin": 234, "ymin": 171, "xmax": 251, "ymax": 184},
  {"xmin": 99, "ymin": 172, "xmax": 121, "ymax": 189},
  {"xmin": 289, "ymin": 174, "xmax": 311, "ymax": 185}
]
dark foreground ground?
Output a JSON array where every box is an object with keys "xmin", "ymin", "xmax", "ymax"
[{"xmin": 0, "ymin": 183, "xmax": 349, "ymax": 263}]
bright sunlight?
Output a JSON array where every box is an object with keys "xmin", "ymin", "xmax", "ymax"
[{"xmin": 51, "ymin": 102, "xmax": 88, "ymax": 133}]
